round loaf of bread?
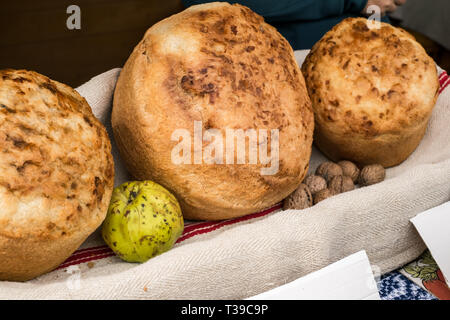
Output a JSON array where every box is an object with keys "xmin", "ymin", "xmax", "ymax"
[
  {"xmin": 0, "ymin": 69, "xmax": 114, "ymax": 281},
  {"xmin": 112, "ymin": 3, "xmax": 314, "ymax": 220},
  {"xmin": 302, "ymin": 18, "xmax": 439, "ymax": 167}
]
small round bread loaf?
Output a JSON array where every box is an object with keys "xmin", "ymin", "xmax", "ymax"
[
  {"xmin": 302, "ymin": 18, "xmax": 439, "ymax": 167},
  {"xmin": 0, "ymin": 69, "xmax": 114, "ymax": 281},
  {"xmin": 112, "ymin": 3, "xmax": 314, "ymax": 220}
]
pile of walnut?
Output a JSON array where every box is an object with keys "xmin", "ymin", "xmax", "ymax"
[{"xmin": 283, "ymin": 161, "xmax": 386, "ymax": 210}]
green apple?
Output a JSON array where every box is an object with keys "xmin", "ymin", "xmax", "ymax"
[{"xmin": 102, "ymin": 180, "xmax": 184, "ymax": 263}]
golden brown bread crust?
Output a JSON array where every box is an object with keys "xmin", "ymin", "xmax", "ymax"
[
  {"xmin": 0, "ymin": 69, "xmax": 114, "ymax": 281},
  {"xmin": 112, "ymin": 2, "xmax": 313, "ymax": 220},
  {"xmin": 302, "ymin": 18, "xmax": 439, "ymax": 167}
]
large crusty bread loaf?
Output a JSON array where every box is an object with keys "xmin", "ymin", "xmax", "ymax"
[
  {"xmin": 302, "ymin": 18, "xmax": 439, "ymax": 167},
  {"xmin": 0, "ymin": 69, "xmax": 114, "ymax": 281},
  {"xmin": 112, "ymin": 2, "xmax": 314, "ymax": 220}
]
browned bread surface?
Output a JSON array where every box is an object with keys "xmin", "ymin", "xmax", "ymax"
[
  {"xmin": 302, "ymin": 18, "xmax": 439, "ymax": 167},
  {"xmin": 0, "ymin": 69, "xmax": 114, "ymax": 281},
  {"xmin": 112, "ymin": 2, "xmax": 314, "ymax": 220}
]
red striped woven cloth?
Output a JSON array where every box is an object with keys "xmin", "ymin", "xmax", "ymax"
[
  {"xmin": 57, "ymin": 70, "xmax": 450, "ymax": 271},
  {"xmin": 439, "ymin": 70, "xmax": 450, "ymax": 93},
  {"xmin": 57, "ymin": 203, "xmax": 283, "ymax": 270}
]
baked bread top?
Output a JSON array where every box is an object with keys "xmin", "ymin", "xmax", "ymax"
[
  {"xmin": 0, "ymin": 69, "xmax": 114, "ymax": 240},
  {"xmin": 302, "ymin": 18, "xmax": 439, "ymax": 139},
  {"xmin": 112, "ymin": 2, "xmax": 314, "ymax": 219}
]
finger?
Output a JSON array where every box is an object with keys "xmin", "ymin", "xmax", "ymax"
[
  {"xmin": 394, "ymin": 0, "xmax": 407, "ymax": 5},
  {"xmin": 385, "ymin": 3, "xmax": 397, "ymax": 12}
]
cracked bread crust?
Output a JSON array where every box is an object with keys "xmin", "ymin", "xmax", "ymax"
[
  {"xmin": 302, "ymin": 18, "xmax": 439, "ymax": 167},
  {"xmin": 112, "ymin": 2, "xmax": 314, "ymax": 220},
  {"xmin": 0, "ymin": 69, "xmax": 114, "ymax": 281}
]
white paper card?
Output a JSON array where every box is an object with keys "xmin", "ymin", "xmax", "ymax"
[
  {"xmin": 247, "ymin": 250, "xmax": 380, "ymax": 300},
  {"xmin": 411, "ymin": 201, "xmax": 450, "ymax": 286}
]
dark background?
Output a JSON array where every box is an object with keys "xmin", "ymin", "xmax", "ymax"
[
  {"xmin": 0, "ymin": 0, "xmax": 448, "ymax": 88},
  {"xmin": 0, "ymin": 0, "xmax": 184, "ymax": 87}
]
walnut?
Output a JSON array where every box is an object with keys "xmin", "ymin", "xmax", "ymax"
[
  {"xmin": 283, "ymin": 184, "xmax": 313, "ymax": 210},
  {"xmin": 328, "ymin": 175, "xmax": 355, "ymax": 195},
  {"xmin": 315, "ymin": 162, "xmax": 343, "ymax": 182},
  {"xmin": 337, "ymin": 160, "xmax": 360, "ymax": 183},
  {"xmin": 359, "ymin": 164, "xmax": 386, "ymax": 186},
  {"xmin": 303, "ymin": 175, "xmax": 327, "ymax": 195},
  {"xmin": 313, "ymin": 188, "xmax": 332, "ymax": 204}
]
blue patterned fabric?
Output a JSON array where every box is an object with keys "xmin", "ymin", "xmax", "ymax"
[{"xmin": 378, "ymin": 271, "xmax": 437, "ymax": 300}]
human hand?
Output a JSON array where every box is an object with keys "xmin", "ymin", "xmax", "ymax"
[{"xmin": 362, "ymin": 0, "xmax": 407, "ymax": 16}]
